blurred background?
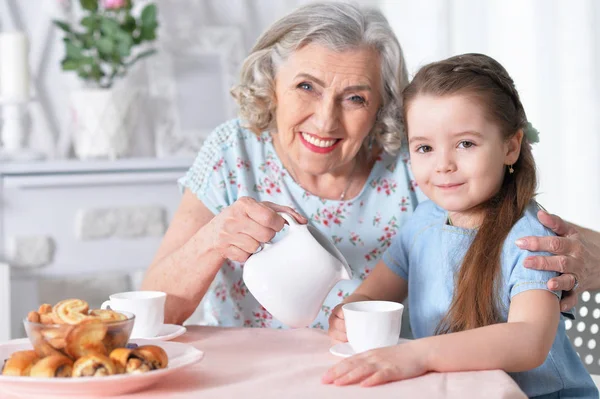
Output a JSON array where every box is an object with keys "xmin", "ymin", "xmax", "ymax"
[{"xmin": 0, "ymin": 0, "xmax": 598, "ymax": 346}]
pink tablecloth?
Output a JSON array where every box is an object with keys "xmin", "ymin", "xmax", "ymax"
[{"xmin": 6, "ymin": 326, "xmax": 527, "ymax": 398}]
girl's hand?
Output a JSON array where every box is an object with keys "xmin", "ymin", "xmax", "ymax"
[
  {"xmin": 327, "ymin": 304, "xmax": 347, "ymax": 342},
  {"xmin": 517, "ymin": 210, "xmax": 600, "ymax": 310},
  {"xmin": 322, "ymin": 341, "xmax": 428, "ymax": 387},
  {"xmin": 208, "ymin": 197, "xmax": 307, "ymax": 263}
]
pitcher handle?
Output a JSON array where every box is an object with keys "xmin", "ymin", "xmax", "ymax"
[
  {"xmin": 278, "ymin": 212, "xmax": 299, "ymax": 228},
  {"xmin": 253, "ymin": 212, "xmax": 300, "ymax": 255}
]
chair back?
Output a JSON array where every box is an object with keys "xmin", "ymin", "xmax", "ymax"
[{"xmin": 565, "ymin": 290, "xmax": 600, "ymax": 376}]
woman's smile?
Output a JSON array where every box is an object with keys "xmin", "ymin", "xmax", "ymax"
[{"xmin": 299, "ymin": 131, "xmax": 342, "ymax": 154}]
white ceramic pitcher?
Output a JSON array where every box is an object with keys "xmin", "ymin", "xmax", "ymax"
[{"xmin": 243, "ymin": 212, "xmax": 352, "ymax": 328}]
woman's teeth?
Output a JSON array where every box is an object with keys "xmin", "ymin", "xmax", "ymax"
[{"xmin": 301, "ymin": 132, "xmax": 337, "ymax": 148}]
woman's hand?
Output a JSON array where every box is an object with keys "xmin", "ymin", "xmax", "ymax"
[
  {"xmin": 322, "ymin": 341, "xmax": 428, "ymax": 387},
  {"xmin": 517, "ymin": 210, "xmax": 600, "ymax": 310},
  {"xmin": 208, "ymin": 196, "xmax": 307, "ymax": 263},
  {"xmin": 327, "ymin": 304, "xmax": 347, "ymax": 342}
]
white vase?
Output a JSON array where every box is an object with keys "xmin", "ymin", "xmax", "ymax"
[{"xmin": 69, "ymin": 88, "xmax": 139, "ymax": 159}]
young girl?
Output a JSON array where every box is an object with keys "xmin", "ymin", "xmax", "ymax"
[{"xmin": 323, "ymin": 53, "xmax": 598, "ymax": 397}]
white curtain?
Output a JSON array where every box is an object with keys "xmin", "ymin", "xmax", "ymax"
[{"xmin": 380, "ymin": 0, "xmax": 600, "ymax": 231}]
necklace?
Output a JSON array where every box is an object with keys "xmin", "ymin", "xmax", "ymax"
[{"xmin": 286, "ymin": 159, "xmax": 358, "ymax": 201}]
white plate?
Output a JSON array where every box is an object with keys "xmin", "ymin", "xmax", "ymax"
[
  {"xmin": 329, "ymin": 338, "xmax": 409, "ymax": 358},
  {"xmin": 132, "ymin": 324, "xmax": 187, "ymax": 341},
  {"xmin": 0, "ymin": 338, "xmax": 204, "ymax": 397}
]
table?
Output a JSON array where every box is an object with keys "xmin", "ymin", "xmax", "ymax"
[{"xmin": 4, "ymin": 326, "xmax": 527, "ymax": 398}]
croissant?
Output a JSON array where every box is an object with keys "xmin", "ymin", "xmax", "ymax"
[
  {"xmin": 109, "ymin": 345, "xmax": 168, "ymax": 374},
  {"xmin": 29, "ymin": 355, "xmax": 73, "ymax": 378},
  {"xmin": 65, "ymin": 319, "xmax": 108, "ymax": 359},
  {"xmin": 1, "ymin": 350, "xmax": 40, "ymax": 376},
  {"xmin": 72, "ymin": 353, "xmax": 118, "ymax": 377},
  {"xmin": 53, "ymin": 299, "xmax": 91, "ymax": 325}
]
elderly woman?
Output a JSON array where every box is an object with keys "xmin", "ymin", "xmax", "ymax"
[{"xmin": 142, "ymin": 2, "xmax": 600, "ymax": 328}]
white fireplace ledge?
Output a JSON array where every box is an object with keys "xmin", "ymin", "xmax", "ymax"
[{"xmin": 0, "ymin": 157, "xmax": 194, "ymax": 175}]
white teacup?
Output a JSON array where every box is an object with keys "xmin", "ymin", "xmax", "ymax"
[
  {"xmin": 343, "ymin": 301, "xmax": 404, "ymax": 353},
  {"xmin": 102, "ymin": 291, "xmax": 166, "ymax": 338}
]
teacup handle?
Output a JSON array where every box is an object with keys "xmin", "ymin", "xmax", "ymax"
[{"xmin": 101, "ymin": 300, "xmax": 112, "ymax": 310}]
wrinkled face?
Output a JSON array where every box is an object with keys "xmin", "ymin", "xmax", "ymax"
[
  {"xmin": 406, "ymin": 94, "xmax": 516, "ymax": 214},
  {"xmin": 273, "ymin": 42, "xmax": 382, "ymax": 175}
]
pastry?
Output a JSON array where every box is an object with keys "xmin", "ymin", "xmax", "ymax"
[
  {"xmin": 29, "ymin": 326, "xmax": 65, "ymax": 358},
  {"xmin": 27, "ymin": 311, "xmax": 41, "ymax": 323},
  {"xmin": 133, "ymin": 346, "xmax": 168, "ymax": 369},
  {"xmin": 53, "ymin": 299, "xmax": 91, "ymax": 325},
  {"xmin": 89, "ymin": 309, "xmax": 127, "ymax": 322},
  {"xmin": 40, "ymin": 313, "xmax": 62, "ymax": 325},
  {"xmin": 40, "ymin": 325, "xmax": 73, "ymax": 350},
  {"xmin": 15, "ymin": 299, "xmax": 163, "ymax": 378},
  {"xmin": 38, "ymin": 304, "xmax": 53, "ymax": 315},
  {"xmin": 1, "ymin": 350, "xmax": 40, "ymax": 376},
  {"xmin": 109, "ymin": 348, "xmax": 148, "ymax": 374},
  {"xmin": 34, "ymin": 340, "xmax": 65, "ymax": 358},
  {"xmin": 72, "ymin": 353, "xmax": 118, "ymax": 377},
  {"xmin": 37, "ymin": 304, "xmax": 63, "ymax": 325},
  {"xmin": 109, "ymin": 345, "xmax": 168, "ymax": 374},
  {"xmin": 65, "ymin": 319, "xmax": 108, "ymax": 359},
  {"xmin": 29, "ymin": 355, "xmax": 73, "ymax": 378}
]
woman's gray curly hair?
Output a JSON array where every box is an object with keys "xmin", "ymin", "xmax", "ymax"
[{"xmin": 230, "ymin": 1, "xmax": 408, "ymax": 155}]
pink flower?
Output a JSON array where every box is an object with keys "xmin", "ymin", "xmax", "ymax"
[{"xmin": 103, "ymin": 0, "xmax": 126, "ymax": 9}]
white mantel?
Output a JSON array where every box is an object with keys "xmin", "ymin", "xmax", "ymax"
[
  {"xmin": 0, "ymin": 156, "xmax": 193, "ymax": 340},
  {"xmin": 0, "ymin": 157, "xmax": 193, "ymax": 175}
]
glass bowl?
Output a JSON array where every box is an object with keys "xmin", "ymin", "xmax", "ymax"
[{"xmin": 23, "ymin": 311, "xmax": 135, "ymax": 360}]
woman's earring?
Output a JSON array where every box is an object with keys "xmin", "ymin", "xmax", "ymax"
[{"xmin": 508, "ymin": 164, "xmax": 515, "ymax": 174}]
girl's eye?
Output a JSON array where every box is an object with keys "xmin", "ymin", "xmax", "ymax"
[
  {"xmin": 416, "ymin": 145, "xmax": 432, "ymax": 153},
  {"xmin": 458, "ymin": 141, "xmax": 475, "ymax": 149},
  {"xmin": 298, "ymin": 82, "xmax": 313, "ymax": 91}
]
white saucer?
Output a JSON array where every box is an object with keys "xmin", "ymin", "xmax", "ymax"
[
  {"xmin": 131, "ymin": 324, "xmax": 187, "ymax": 341},
  {"xmin": 329, "ymin": 338, "xmax": 408, "ymax": 358}
]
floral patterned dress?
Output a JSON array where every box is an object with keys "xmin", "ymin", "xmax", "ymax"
[{"xmin": 179, "ymin": 119, "xmax": 421, "ymax": 330}]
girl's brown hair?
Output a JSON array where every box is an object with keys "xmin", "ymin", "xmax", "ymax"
[{"xmin": 402, "ymin": 53, "xmax": 537, "ymax": 333}]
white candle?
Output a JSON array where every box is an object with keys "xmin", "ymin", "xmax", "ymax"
[{"xmin": 0, "ymin": 31, "xmax": 30, "ymax": 102}]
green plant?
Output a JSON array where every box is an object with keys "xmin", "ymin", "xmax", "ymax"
[{"xmin": 53, "ymin": 0, "xmax": 158, "ymax": 89}]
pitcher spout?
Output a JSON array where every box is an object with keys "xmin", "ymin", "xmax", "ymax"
[{"xmin": 339, "ymin": 260, "xmax": 352, "ymax": 281}]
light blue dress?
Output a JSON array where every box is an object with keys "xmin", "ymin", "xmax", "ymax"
[
  {"xmin": 382, "ymin": 200, "xmax": 598, "ymax": 398},
  {"xmin": 179, "ymin": 119, "xmax": 423, "ymax": 329}
]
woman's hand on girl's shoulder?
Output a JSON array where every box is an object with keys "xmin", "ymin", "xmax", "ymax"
[
  {"xmin": 322, "ymin": 341, "xmax": 428, "ymax": 387},
  {"xmin": 516, "ymin": 209, "xmax": 600, "ymax": 310}
]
